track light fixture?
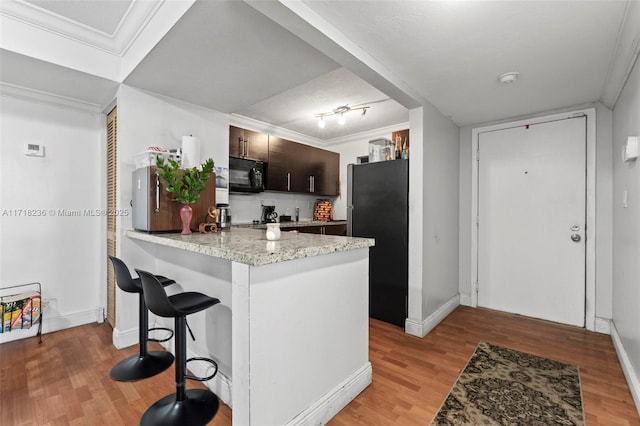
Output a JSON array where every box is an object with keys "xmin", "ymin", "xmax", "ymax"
[{"xmin": 315, "ymin": 105, "xmax": 370, "ymax": 128}]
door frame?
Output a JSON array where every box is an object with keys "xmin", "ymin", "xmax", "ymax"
[{"xmin": 470, "ymin": 108, "xmax": 596, "ymax": 331}]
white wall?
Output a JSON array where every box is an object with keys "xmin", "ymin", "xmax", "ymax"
[
  {"xmin": 458, "ymin": 102, "xmax": 614, "ymax": 323},
  {"xmin": 611, "ymin": 56, "xmax": 640, "ymax": 412},
  {"xmin": 420, "ymin": 104, "xmax": 460, "ymax": 317},
  {"xmin": 114, "ymin": 85, "xmax": 229, "ymax": 345},
  {"xmin": 0, "ymin": 89, "xmax": 104, "ymax": 342},
  {"xmin": 406, "ymin": 104, "xmax": 460, "ymax": 337}
]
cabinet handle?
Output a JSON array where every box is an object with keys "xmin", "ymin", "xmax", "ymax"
[
  {"xmin": 244, "ymin": 138, "xmax": 248, "ymax": 158},
  {"xmin": 287, "ymin": 173, "xmax": 291, "ymax": 191},
  {"xmin": 154, "ymin": 173, "xmax": 160, "ymax": 212},
  {"xmin": 238, "ymin": 137, "xmax": 244, "ymax": 157},
  {"xmin": 312, "ymin": 176, "xmax": 315, "ymax": 192}
]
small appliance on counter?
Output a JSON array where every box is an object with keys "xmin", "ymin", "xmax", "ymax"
[
  {"xmin": 216, "ymin": 203, "xmax": 231, "ymax": 230},
  {"xmin": 261, "ymin": 205, "xmax": 278, "ymax": 223}
]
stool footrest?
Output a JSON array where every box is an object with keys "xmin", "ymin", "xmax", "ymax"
[
  {"xmin": 148, "ymin": 326, "xmax": 174, "ymax": 343},
  {"xmin": 185, "ymin": 357, "xmax": 218, "ymax": 382}
]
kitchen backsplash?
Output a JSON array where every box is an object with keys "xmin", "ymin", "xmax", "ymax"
[{"xmin": 230, "ymin": 192, "xmax": 337, "ymax": 224}]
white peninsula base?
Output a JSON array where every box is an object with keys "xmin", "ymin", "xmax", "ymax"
[
  {"xmin": 232, "ymin": 249, "xmax": 371, "ymax": 425},
  {"xmin": 125, "ymin": 229, "xmax": 373, "ymax": 425}
]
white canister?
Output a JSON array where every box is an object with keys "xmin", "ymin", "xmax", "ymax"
[{"xmin": 265, "ymin": 223, "xmax": 281, "ymax": 241}]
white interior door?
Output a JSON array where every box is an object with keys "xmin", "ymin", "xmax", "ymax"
[{"xmin": 477, "ymin": 117, "xmax": 586, "ymax": 327}]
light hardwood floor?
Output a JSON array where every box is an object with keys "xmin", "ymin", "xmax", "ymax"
[{"xmin": 1, "ymin": 306, "xmax": 638, "ymax": 425}]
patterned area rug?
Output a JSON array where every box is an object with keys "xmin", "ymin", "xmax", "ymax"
[{"xmin": 431, "ymin": 341, "xmax": 585, "ymax": 425}]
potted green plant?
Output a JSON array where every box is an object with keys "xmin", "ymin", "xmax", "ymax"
[{"xmin": 156, "ymin": 156, "xmax": 215, "ymax": 235}]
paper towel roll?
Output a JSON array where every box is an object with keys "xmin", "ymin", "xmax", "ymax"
[{"xmin": 181, "ymin": 135, "xmax": 200, "ymax": 169}]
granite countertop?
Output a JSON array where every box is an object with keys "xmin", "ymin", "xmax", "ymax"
[
  {"xmin": 234, "ymin": 220, "xmax": 347, "ymax": 230},
  {"xmin": 126, "ymin": 227, "xmax": 373, "ymax": 267}
]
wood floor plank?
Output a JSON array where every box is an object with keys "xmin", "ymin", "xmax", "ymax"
[{"xmin": 0, "ymin": 306, "xmax": 638, "ymax": 425}]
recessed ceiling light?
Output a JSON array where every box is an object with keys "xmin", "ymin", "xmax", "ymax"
[{"xmin": 498, "ymin": 72, "xmax": 519, "ymax": 84}]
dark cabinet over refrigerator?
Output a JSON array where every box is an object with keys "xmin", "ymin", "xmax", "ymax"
[{"xmin": 347, "ymin": 160, "xmax": 409, "ymax": 327}]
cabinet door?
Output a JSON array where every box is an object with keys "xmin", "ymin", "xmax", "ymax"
[
  {"xmin": 289, "ymin": 141, "xmax": 313, "ymax": 193},
  {"xmin": 297, "ymin": 225, "xmax": 323, "ymax": 234},
  {"xmin": 266, "ymin": 136, "xmax": 339, "ymax": 195},
  {"xmin": 316, "ymin": 150, "xmax": 339, "ymax": 196},
  {"xmin": 229, "ymin": 126, "xmax": 245, "ymax": 158},
  {"xmin": 324, "ymin": 224, "xmax": 346, "ymax": 236},
  {"xmin": 303, "ymin": 145, "xmax": 323, "ymax": 195},
  {"xmin": 266, "ymin": 136, "xmax": 291, "ymax": 191},
  {"xmin": 230, "ymin": 126, "xmax": 269, "ymax": 161},
  {"xmin": 244, "ymin": 129, "xmax": 269, "ymax": 162}
]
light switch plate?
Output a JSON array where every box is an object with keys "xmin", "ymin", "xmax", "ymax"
[{"xmin": 623, "ymin": 136, "xmax": 638, "ymax": 162}]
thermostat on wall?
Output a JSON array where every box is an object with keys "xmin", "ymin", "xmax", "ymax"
[{"xmin": 24, "ymin": 143, "xmax": 44, "ymax": 157}]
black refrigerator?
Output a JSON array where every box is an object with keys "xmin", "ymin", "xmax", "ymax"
[{"xmin": 347, "ymin": 160, "xmax": 408, "ymax": 327}]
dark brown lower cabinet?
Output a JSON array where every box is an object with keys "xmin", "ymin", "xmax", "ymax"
[{"xmin": 287, "ymin": 224, "xmax": 347, "ymax": 236}]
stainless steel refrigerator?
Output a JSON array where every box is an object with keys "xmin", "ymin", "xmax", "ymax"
[{"xmin": 347, "ymin": 160, "xmax": 409, "ymax": 327}]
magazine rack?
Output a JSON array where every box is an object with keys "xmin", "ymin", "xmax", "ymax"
[{"xmin": 0, "ymin": 282, "xmax": 43, "ymax": 344}]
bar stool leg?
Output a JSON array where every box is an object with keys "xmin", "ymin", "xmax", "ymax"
[
  {"xmin": 140, "ymin": 315, "xmax": 219, "ymax": 426},
  {"xmin": 110, "ymin": 295, "xmax": 174, "ymax": 382}
]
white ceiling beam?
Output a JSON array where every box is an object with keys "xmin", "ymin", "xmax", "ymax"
[{"xmin": 244, "ymin": 0, "xmax": 426, "ymax": 110}]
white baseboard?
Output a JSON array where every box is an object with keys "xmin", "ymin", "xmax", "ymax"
[
  {"xmin": 0, "ymin": 307, "xmax": 100, "ymax": 345},
  {"xmin": 611, "ymin": 321, "xmax": 640, "ymax": 417},
  {"xmin": 112, "ymin": 325, "xmax": 140, "ymax": 349},
  {"xmin": 286, "ymin": 362, "xmax": 373, "ymax": 426},
  {"xmin": 405, "ymin": 294, "xmax": 460, "ymax": 338},
  {"xmin": 186, "ymin": 346, "xmax": 233, "ymax": 408},
  {"xmin": 594, "ymin": 317, "xmax": 611, "ymax": 334},
  {"xmin": 460, "ymin": 293, "xmax": 472, "ymax": 306}
]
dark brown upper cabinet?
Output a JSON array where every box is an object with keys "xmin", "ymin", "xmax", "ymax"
[
  {"xmin": 229, "ymin": 125, "xmax": 269, "ymax": 162},
  {"xmin": 266, "ymin": 136, "xmax": 339, "ymax": 196}
]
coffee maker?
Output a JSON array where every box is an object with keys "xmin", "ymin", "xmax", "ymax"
[
  {"xmin": 216, "ymin": 203, "xmax": 231, "ymax": 230},
  {"xmin": 261, "ymin": 205, "xmax": 278, "ymax": 223}
]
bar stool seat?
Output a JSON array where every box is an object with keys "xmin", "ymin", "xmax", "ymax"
[
  {"xmin": 108, "ymin": 256, "xmax": 176, "ymax": 382},
  {"xmin": 137, "ymin": 269, "xmax": 221, "ymax": 426}
]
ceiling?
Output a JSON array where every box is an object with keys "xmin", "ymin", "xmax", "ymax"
[{"xmin": 0, "ymin": 0, "xmax": 636, "ymax": 142}]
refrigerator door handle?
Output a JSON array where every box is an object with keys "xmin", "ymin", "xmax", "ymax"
[{"xmin": 154, "ymin": 173, "xmax": 160, "ymax": 212}]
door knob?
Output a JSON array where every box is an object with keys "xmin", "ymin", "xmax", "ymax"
[{"xmin": 570, "ymin": 234, "xmax": 581, "ymax": 242}]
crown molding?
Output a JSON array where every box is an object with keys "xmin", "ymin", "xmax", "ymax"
[
  {"xmin": 322, "ymin": 122, "xmax": 410, "ymax": 146},
  {"xmin": 600, "ymin": 0, "xmax": 640, "ymax": 109},
  {"xmin": 0, "ymin": 0, "xmax": 163, "ymax": 56},
  {"xmin": 230, "ymin": 114, "xmax": 324, "ymax": 147},
  {"xmin": 230, "ymin": 114, "xmax": 409, "ymax": 148},
  {"xmin": 0, "ymin": 82, "xmax": 104, "ymax": 114}
]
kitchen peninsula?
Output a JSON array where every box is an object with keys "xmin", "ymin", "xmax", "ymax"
[{"xmin": 126, "ymin": 228, "xmax": 374, "ymax": 425}]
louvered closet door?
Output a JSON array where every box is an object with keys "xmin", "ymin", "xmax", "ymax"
[{"xmin": 106, "ymin": 107, "xmax": 117, "ymax": 328}]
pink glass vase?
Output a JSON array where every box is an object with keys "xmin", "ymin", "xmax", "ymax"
[{"xmin": 180, "ymin": 204, "xmax": 193, "ymax": 235}]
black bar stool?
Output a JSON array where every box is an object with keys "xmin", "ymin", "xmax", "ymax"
[
  {"xmin": 108, "ymin": 256, "xmax": 176, "ymax": 382},
  {"xmin": 137, "ymin": 269, "xmax": 220, "ymax": 426}
]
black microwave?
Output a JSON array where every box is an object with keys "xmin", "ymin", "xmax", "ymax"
[{"xmin": 229, "ymin": 156, "xmax": 265, "ymax": 193}]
